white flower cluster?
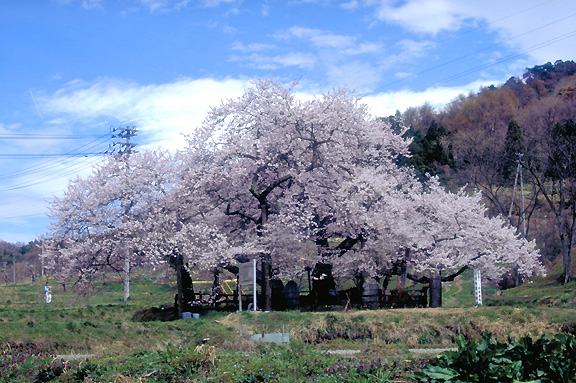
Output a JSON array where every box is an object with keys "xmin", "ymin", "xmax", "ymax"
[{"xmin": 44, "ymin": 79, "xmax": 544, "ymax": 290}]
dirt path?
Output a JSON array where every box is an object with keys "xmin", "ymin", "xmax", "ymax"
[
  {"xmin": 408, "ymin": 348, "xmax": 456, "ymax": 355},
  {"xmin": 446, "ymin": 278, "xmax": 464, "ymax": 297}
]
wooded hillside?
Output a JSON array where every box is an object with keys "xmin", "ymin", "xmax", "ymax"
[{"xmin": 390, "ymin": 59, "xmax": 576, "ymax": 281}]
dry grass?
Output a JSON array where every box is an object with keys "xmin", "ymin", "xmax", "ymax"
[
  {"xmin": 215, "ymin": 305, "xmax": 570, "ymax": 357},
  {"xmin": 2, "ymin": 273, "xmax": 575, "ymax": 363}
]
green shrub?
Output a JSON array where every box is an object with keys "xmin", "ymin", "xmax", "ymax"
[
  {"xmin": 414, "ymin": 332, "xmax": 576, "ymax": 383},
  {"xmin": 212, "ymin": 344, "xmax": 397, "ymax": 383},
  {"xmin": 65, "ymin": 320, "xmax": 81, "ymax": 333}
]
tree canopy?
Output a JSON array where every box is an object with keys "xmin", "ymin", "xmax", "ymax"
[{"xmin": 44, "ymin": 79, "xmax": 544, "ymax": 308}]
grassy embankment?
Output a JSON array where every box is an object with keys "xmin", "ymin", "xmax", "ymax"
[{"xmin": 1, "ymin": 261, "xmax": 575, "ymax": 382}]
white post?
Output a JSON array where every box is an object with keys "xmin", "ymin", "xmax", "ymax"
[
  {"xmin": 123, "ymin": 246, "xmax": 130, "ymax": 302},
  {"xmin": 473, "ymin": 269, "xmax": 482, "ymax": 306}
]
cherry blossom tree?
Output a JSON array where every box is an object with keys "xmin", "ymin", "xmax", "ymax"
[
  {"xmin": 44, "ymin": 150, "xmax": 177, "ymax": 299},
  {"xmin": 177, "ymin": 80, "xmax": 303, "ymax": 310},
  {"xmin": 179, "ymin": 79, "xmax": 543, "ymax": 309},
  {"xmin": 397, "ymin": 179, "xmax": 544, "ymax": 307},
  {"xmin": 179, "ymin": 79, "xmax": 411, "ymax": 309},
  {"xmin": 44, "ymin": 79, "xmax": 545, "ymax": 312},
  {"xmin": 314, "ymin": 171, "xmax": 544, "ymax": 308}
]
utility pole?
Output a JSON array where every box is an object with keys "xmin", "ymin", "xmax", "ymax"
[
  {"xmin": 12, "ymin": 251, "xmax": 16, "ymax": 285},
  {"xmin": 111, "ymin": 126, "xmax": 138, "ymax": 157},
  {"xmin": 507, "ymin": 153, "xmax": 526, "ymax": 287},
  {"xmin": 472, "ymin": 155, "xmax": 526, "ymax": 306},
  {"xmin": 518, "ymin": 154, "xmax": 527, "ymax": 238},
  {"xmin": 507, "ymin": 153, "xmax": 526, "ymax": 237},
  {"xmin": 111, "ymin": 126, "xmax": 137, "ymax": 302}
]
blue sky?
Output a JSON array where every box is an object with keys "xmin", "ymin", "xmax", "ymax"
[{"xmin": 1, "ymin": 0, "xmax": 575, "ymax": 243}]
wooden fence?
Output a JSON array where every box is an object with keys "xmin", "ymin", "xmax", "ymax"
[{"xmin": 190, "ymin": 288, "xmax": 427, "ymax": 312}]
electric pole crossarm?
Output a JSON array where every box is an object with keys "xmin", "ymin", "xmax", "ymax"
[{"xmin": 110, "ymin": 126, "xmax": 138, "ymax": 157}]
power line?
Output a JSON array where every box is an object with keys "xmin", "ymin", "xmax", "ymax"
[
  {"xmin": 0, "ymin": 213, "xmax": 46, "ymax": 220},
  {"xmin": 0, "ymin": 205, "xmax": 46, "ymax": 218},
  {"xmin": 0, "ymin": 129, "xmax": 140, "ymax": 235},
  {"xmin": 426, "ymin": 29, "xmax": 576, "ymax": 89},
  {"xmin": 363, "ymin": 28, "xmax": 576, "ymax": 114},
  {"xmin": 0, "ymin": 133, "xmax": 112, "ymax": 180},
  {"xmin": 0, "ymin": 132, "xmax": 112, "ymax": 191},
  {"xmin": 367, "ymin": 11, "xmax": 576, "ymax": 95},
  {"xmin": 0, "ymin": 151, "xmax": 109, "ymax": 192},
  {"xmin": 0, "ymin": 153, "xmax": 105, "ymax": 159},
  {"xmin": 0, "ymin": 134, "xmax": 105, "ymax": 140}
]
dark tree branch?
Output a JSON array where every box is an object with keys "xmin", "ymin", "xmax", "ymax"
[
  {"xmin": 406, "ymin": 273, "xmax": 429, "ymax": 284},
  {"xmin": 225, "ymin": 203, "xmax": 258, "ymax": 224},
  {"xmin": 335, "ymin": 235, "xmax": 363, "ymax": 257},
  {"xmin": 441, "ymin": 265, "xmax": 469, "ymax": 282},
  {"xmin": 255, "ymin": 174, "xmax": 293, "ymax": 202}
]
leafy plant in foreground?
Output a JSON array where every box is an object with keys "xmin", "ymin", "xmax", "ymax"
[{"xmin": 414, "ymin": 332, "xmax": 576, "ymax": 383}]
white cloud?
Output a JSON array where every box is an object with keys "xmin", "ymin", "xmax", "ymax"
[
  {"xmin": 82, "ymin": 0, "xmax": 103, "ymax": 9},
  {"xmin": 288, "ymin": 26, "xmax": 358, "ymax": 49},
  {"xmin": 231, "ymin": 52, "xmax": 317, "ymax": 70},
  {"xmin": 0, "ymin": 122, "xmax": 20, "ymax": 134},
  {"xmin": 395, "ymin": 39, "xmax": 435, "ymax": 58},
  {"xmin": 340, "ymin": 0, "xmax": 360, "ymax": 11},
  {"xmin": 261, "ymin": 3, "xmax": 270, "ymax": 16},
  {"xmin": 272, "ymin": 52, "xmax": 317, "ymax": 69},
  {"xmin": 231, "ymin": 41, "xmax": 275, "ymax": 52},
  {"xmin": 371, "ymin": 0, "xmax": 576, "ymax": 63},
  {"xmin": 135, "ymin": 0, "xmax": 194, "ymax": 12},
  {"xmin": 325, "ymin": 60, "xmax": 381, "ymax": 92},
  {"xmin": 394, "ymin": 71, "xmax": 413, "ymax": 80},
  {"xmin": 201, "ymin": 0, "xmax": 237, "ymax": 6},
  {"xmin": 362, "ymin": 78, "xmax": 498, "ymax": 117},
  {"xmin": 129, "ymin": 0, "xmax": 238, "ymax": 13},
  {"xmin": 286, "ymin": 26, "xmax": 385, "ymax": 56},
  {"xmin": 344, "ymin": 41, "xmax": 383, "ymax": 55},
  {"xmin": 38, "ymin": 77, "xmax": 252, "ymax": 151},
  {"xmin": 375, "ymin": 39, "xmax": 436, "ymax": 71},
  {"xmin": 376, "ymin": 0, "xmax": 469, "ymax": 35},
  {"xmin": 138, "ymin": 0, "xmax": 172, "ymax": 12}
]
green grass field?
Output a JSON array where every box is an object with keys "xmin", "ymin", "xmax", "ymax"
[{"xmin": 1, "ymin": 264, "xmax": 575, "ymax": 382}]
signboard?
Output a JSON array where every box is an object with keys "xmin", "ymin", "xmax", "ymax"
[
  {"xmin": 239, "ymin": 262, "xmax": 254, "ymax": 286},
  {"xmin": 238, "ymin": 260, "xmax": 258, "ymax": 311}
]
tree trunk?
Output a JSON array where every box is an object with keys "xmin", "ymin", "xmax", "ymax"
[
  {"xmin": 175, "ymin": 252, "xmax": 184, "ymax": 319},
  {"xmin": 561, "ymin": 234, "xmax": 572, "ymax": 284},
  {"xmin": 381, "ymin": 273, "xmax": 391, "ymax": 293},
  {"xmin": 398, "ymin": 249, "xmax": 409, "ymax": 289},
  {"xmin": 262, "ymin": 259, "xmax": 272, "ymax": 311},
  {"xmin": 354, "ymin": 271, "xmax": 365, "ymax": 296},
  {"xmin": 258, "ymin": 201, "xmax": 273, "ymax": 311},
  {"xmin": 527, "ymin": 164, "xmax": 576, "ymax": 285},
  {"xmin": 429, "ymin": 272, "xmax": 442, "ymax": 308},
  {"xmin": 555, "ymin": 207, "xmax": 575, "ymax": 285},
  {"xmin": 512, "ymin": 265, "xmax": 520, "ymax": 288}
]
